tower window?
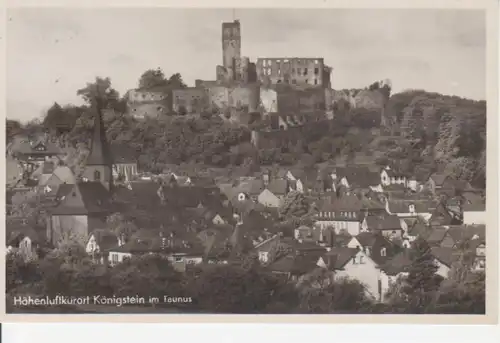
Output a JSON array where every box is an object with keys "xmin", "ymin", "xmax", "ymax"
[{"xmin": 94, "ymin": 170, "xmax": 101, "ymax": 181}]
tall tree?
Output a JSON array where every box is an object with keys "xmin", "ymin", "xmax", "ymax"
[
  {"xmin": 138, "ymin": 68, "xmax": 168, "ymax": 89},
  {"xmin": 77, "ymin": 77, "xmax": 121, "ymax": 109},
  {"xmin": 402, "ymin": 238, "xmax": 443, "ymax": 313}
]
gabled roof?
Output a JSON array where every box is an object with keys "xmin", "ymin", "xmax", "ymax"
[
  {"xmin": 268, "ymin": 253, "xmax": 318, "ymax": 275},
  {"xmin": 380, "ymin": 251, "xmax": 413, "ymax": 276},
  {"xmin": 386, "ymin": 199, "xmax": 436, "ymax": 214},
  {"xmin": 51, "ymin": 182, "xmax": 111, "ymax": 215},
  {"xmin": 336, "ymin": 166, "xmax": 381, "ymax": 188},
  {"xmin": 429, "ymin": 173, "xmax": 448, "ymax": 186},
  {"xmin": 424, "ymin": 227, "xmax": 448, "ymax": 245},
  {"xmin": 234, "ymin": 179, "xmax": 265, "ymax": 196},
  {"xmin": 52, "ymin": 166, "xmax": 76, "ymax": 184},
  {"xmin": 322, "ymin": 247, "xmax": 359, "ymax": 270},
  {"xmin": 267, "ymin": 179, "xmax": 288, "ymax": 196},
  {"xmin": 365, "ymin": 215, "xmax": 402, "ymax": 231}
]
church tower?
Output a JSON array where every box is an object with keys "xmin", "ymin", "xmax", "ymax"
[{"xmin": 82, "ymin": 100, "xmax": 113, "ymax": 191}]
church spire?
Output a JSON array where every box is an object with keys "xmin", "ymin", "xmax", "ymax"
[{"xmin": 86, "ymin": 97, "xmax": 112, "ymax": 167}]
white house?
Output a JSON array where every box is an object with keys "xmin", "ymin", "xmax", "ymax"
[{"xmin": 317, "ymin": 247, "xmax": 383, "ymax": 301}]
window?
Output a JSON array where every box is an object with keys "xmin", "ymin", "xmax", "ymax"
[
  {"xmin": 292, "ymin": 79, "xmax": 297, "ymax": 84},
  {"xmin": 112, "ymin": 254, "xmax": 119, "ymax": 263},
  {"xmin": 314, "ymin": 79, "xmax": 318, "ymax": 85},
  {"xmin": 94, "ymin": 170, "xmax": 101, "ymax": 181},
  {"xmin": 314, "ymin": 68, "xmax": 319, "ymax": 74},
  {"xmin": 297, "ymin": 68, "xmax": 301, "ymax": 74},
  {"xmin": 304, "ymin": 68, "xmax": 308, "ymax": 76},
  {"xmin": 380, "ymin": 248, "xmax": 387, "ymax": 257},
  {"xmin": 352, "ymin": 257, "xmax": 357, "ymax": 264},
  {"xmin": 359, "ymin": 255, "xmax": 365, "ymax": 264},
  {"xmin": 292, "ymin": 68, "xmax": 295, "ymax": 73},
  {"xmin": 174, "ymin": 257, "xmax": 183, "ymax": 262}
]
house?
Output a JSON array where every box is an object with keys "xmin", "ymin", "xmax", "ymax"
[
  {"xmin": 333, "ymin": 166, "xmax": 382, "ymax": 191},
  {"xmin": 6, "ymin": 219, "xmax": 47, "ymax": 262},
  {"xmin": 48, "ymin": 182, "xmax": 112, "ymax": 247},
  {"xmin": 257, "ymin": 180, "xmax": 286, "ymax": 208},
  {"xmin": 405, "ymin": 217, "xmax": 432, "ymax": 242},
  {"xmin": 267, "ymin": 253, "xmax": 318, "ymax": 281},
  {"xmin": 461, "ymin": 192, "xmax": 486, "ymax": 225},
  {"xmin": 361, "ymin": 215, "xmax": 404, "ymax": 240},
  {"xmin": 347, "ymin": 232, "xmax": 400, "ymax": 266},
  {"xmin": 254, "ymin": 235, "xmax": 281, "ymax": 265},
  {"xmin": 39, "ymin": 166, "xmax": 76, "ymax": 197},
  {"xmin": 233, "ymin": 179, "xmax": 265, "ymax": 201},
  {"xmin": 107, "ymin": 240, "xmax": 158, "ymax": 266},
  {"xmin": 423, "ymin": 227, "xmax": 455, "ymax": 247},
  {"xmin": 380, "ymin": 166, "xmax": 407, "ymax": 187},
  {"xmin": 384, "ymin": 199, "xmax": 435, "ymax": 221},
  {"xmin": 315, "ymin": 195, "xmax": 361, "ymax": 235},
  {"xmin": 378, "ymin": 251, "xmax": 413, "ymax": 301},
  {"xmin": 85, "ymin": 229, "xmax": 119, "ymax": 263},
  {"xmin": 286, "ymin": 168, "xmax": 317, "ymax": 193},
  {"xmin": 317, "ymin": 247, "xmax": 382, "ymax": 301},
  {"xmin": 426, "ymin": 173, "xmax": 450, "ymax": 195},
  {"xmin": 428, "ymin": 202, "xmax": 462, "ymax": 226},
  {"xmin": 12, "ymin": 134, "xmax": 63, "ymax": 165},
  {"xmin": 111, "ymin": 145, "xmax": 139, "ymax": 182}
]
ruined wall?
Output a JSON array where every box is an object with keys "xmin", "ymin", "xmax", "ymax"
[
  {"xmin": 256, "ymin": 58, "xmax": 329, "ymax": 87},
  {"xmin": 222, "ymin": 20, "xmax": 241, "ymax": 82},
  {"xmin": 127, "ymin": 103, "xmax": 169, "ymax": 119},
  {"xmin": 325, "ymin": 89, "xmax": 387, "ymax": 113},
  {"xmin": 172, "ymin": 88, "xmax": 208, "ymax": 114},
  {"xmin": 259, "ymin": 87, "xmax": 278, "ymax": 113},
  {"xmin": 206, "ymin": 84, "xmax": 260, "ymax": 113},
  {"xmin": 275, "ymin": 86, "xmax": 326, "ymax": 113},
  {"xmin": 126, "ymin": 89, "xmax": 170, "ymax": 119}
]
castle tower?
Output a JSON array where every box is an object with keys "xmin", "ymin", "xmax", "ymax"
[
  {"xmin": 82, "ymin": 100, "xmax": 113, "ymax": 191},
  {"xmin": 222, "ymin": 19, "xmax": 241, "ymax": 82}
]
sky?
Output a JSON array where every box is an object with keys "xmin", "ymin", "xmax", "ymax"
[{"xmin": 6, "ymin": 8, "xmax": 486, "ymax": 122}]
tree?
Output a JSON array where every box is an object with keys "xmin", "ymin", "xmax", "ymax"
[
  {"xmin": 77, "ymin": 76, "xmax": 121, "ymax": 109},
  {"xmin": 109, "ymin": 254, "xmax": 183, "ymax": 299},
  {"xmin": 138, "ymin": 68, "xmax": 168, "ymax": 89},
  {"xmin": 278, "ymin": 191, "xmax": 310, "ymax": 219},
  {"xmin": 188, "ymin": 263, "xmax": 287, "ymax": 313},
  {"xmin": 400, "ymin": 238, "xmax": 443, "ymax": 313},
  {"xmin": 106, "ymin": 212, "xmax": 138, "ymax": 242}
]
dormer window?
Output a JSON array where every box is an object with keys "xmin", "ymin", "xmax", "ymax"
[{"xmin": 380, "ymin": 248, "xmax": 387, "ymax": 257}]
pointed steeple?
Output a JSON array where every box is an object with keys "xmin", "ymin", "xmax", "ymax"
[{"xmin": 86, "ymin": 98, "xmax": 112, "ymax": 166}]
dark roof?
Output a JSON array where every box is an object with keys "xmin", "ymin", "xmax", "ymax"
[
  {"xmin": 424, "ymin": 227, "xmax": 448, "ymax": 245},
  {"xmin": 267, "ymin": 179, "xmax": 288, "ymax": 196},
  {"xmin": 235, "ymin": 179, "xmax": 265, "ymax": 196},
  {"xmin": 386, "ymin": 199, "xmax": 436, "ymax": 214},
  {"xmin": 86, "ymin": 107, "xmax": 113, "ymax": 166},
  {"xmin": 90, "ymin": 229, "xmax": 119, "ymax": 251},
  {"xmin": 380, "ymin": 251, "xmax": 413, "ymax": 276},
  {"xmin": 267, "ymin": 253, "xmax": 318, "ymax": 275},
  {"xmin": 51, "ymin": 182, "xmax": 111, "ymax": 215},
  {"xmin": 365, "ymin": 215, "xmax": 402, "ymax": 231},
  {"xmin": 336, "ymin": 166, "xmax": 381, "ymax": 188},
  {"xmin": 322, "ymin": 247, "xmax": 359, "ymax": 270},
  {"xmin": 429, "ymin": 173, "xmax": 448, "ymax": 186}
]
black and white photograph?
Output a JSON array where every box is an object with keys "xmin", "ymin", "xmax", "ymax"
[{"xmin": 4, "ymin": 4, "xmax": 494, "ymax": 317}]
